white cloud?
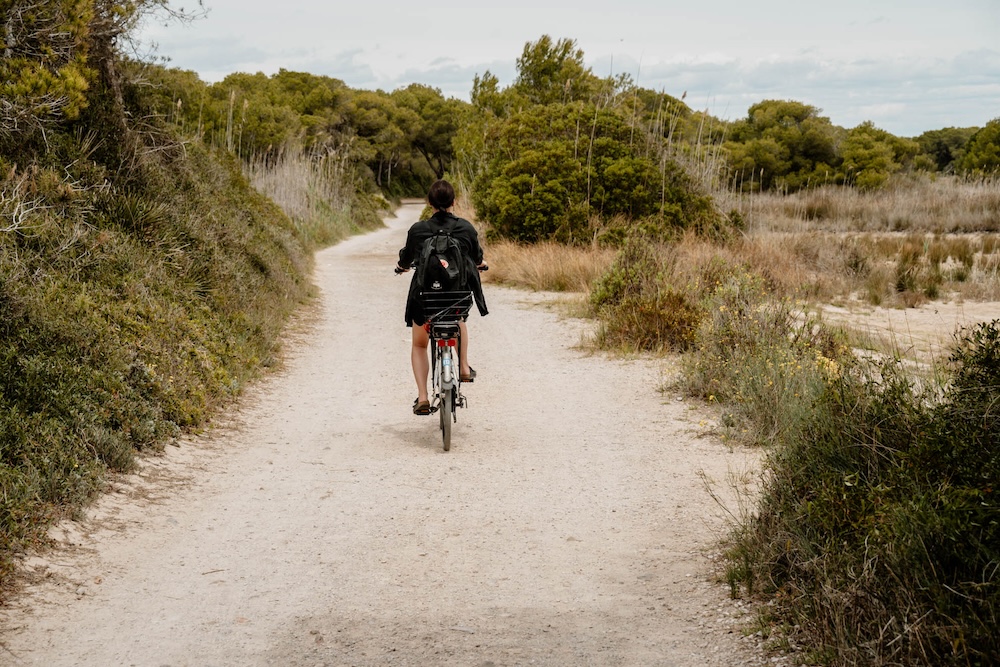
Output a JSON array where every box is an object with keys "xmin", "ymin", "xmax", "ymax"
[
  {"xmin": 393, "ymin": 60, "xmax": 516, "ymax": 99},
  {"xmin": 136, "ymin": 0, "xmax": 1000, "ymax": 137},
  {"xmin": 300, "ymin": 49, "xmax": 379, "ymax": 89},
  {"xmin": 583, "ymin": 49, "xmax": 1000, "ymax": 135}
]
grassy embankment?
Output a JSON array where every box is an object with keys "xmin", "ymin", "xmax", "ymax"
[
  {"xmin": 0, "ymin": 131, "xmax": 381, "ymax": 592},
  {"xmin": 486, "ymin": 174, "xmax": 1000, "ymax": 665}
]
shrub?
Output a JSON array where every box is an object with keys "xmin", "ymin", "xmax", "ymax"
[
  {"xmin": 723, "ymin": 100, "xmax": 840, "ymax": 192},
  {"xmin": 716, "ymin": 319, "xmax": 1000, "ymax": 665},
  {"xmin": 681, "ymin": 272, "xmax": 846, "ymax": 447},
  {"xmin": 472, "ymin": 103, "xmax": 710, "ymax": 244},
  {"xmin": 461, "ymin": 39, "xmax": 725, "ymax": 245},
  {"xmin": 595, "ymin": 289, "xmax": 701, "ymax": 352},
  {"xmin": 591, "ymin": 238, "xmax": 703, "ymax": 351},
  {"xmin": 959, "ymin": 118, "xmax": 1000, "ymax": 177}
]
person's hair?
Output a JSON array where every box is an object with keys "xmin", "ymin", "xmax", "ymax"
[{"xmin": 427, "ymin": 179, "xmax": 455, "ymax": 210}]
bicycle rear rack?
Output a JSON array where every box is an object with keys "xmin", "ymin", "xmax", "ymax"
[{"xmin": 421, "ymin": 291, "xmax": 473, "ymax": 327}]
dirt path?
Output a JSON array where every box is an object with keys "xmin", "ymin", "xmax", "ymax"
[{"xmin": 0, "ymin": 204, "xmax": 765, "ymax": 666}]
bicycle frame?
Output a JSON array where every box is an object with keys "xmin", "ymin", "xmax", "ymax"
[
  {"xmin": 429, "ymin": 322, "xmax": 462, "ymax": 409},
  {"xmin": 421, "ymin": 291, "xmax": 473, "ymax": 451}
]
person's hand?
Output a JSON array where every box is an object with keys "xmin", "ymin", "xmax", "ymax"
[{"xmin": 394, "ymin": 264, "xmax": 410, "ymax": 274}]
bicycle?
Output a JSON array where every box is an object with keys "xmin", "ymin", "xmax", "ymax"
[
  {"xmin": 421, "ymin": 290, "xmax": 473, "ymax": 451},
  {"xmin": 396, "ymin": 261, "xmax": 487, "ymax": 451}
]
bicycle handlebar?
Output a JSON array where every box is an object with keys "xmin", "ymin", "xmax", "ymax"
[{"xmin": 394, "ymin": 263, "xmax": 488, "ymax": 274}]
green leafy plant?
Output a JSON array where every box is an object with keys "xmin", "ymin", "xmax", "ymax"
[
  {"xmin": 591, "ymin": 238, "xmax": 704, "ymax": 351},
  {"xmin": 701, "ymin": 309, "xmax": 1000, "ymax": 665},
  {"xmin": 460, "ymin": 36, "xmax": 723, "ymax": 245}
]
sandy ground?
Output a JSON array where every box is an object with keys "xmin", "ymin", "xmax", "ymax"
[
  {"xmin": 0, "ymin": 204, "xmax": 769, "ymax": 666},
  {"xmin": 820, "ymin": 300, "xmax": 1000, "ymax": 364}
]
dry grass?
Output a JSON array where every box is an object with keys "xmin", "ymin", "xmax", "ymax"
[
  {"xmin": 475, "ymin": 227, "xmax": 1000, "ymax": 308},
  {"xmin": 737, "ymin": 230, "xmax": 1000, "ymax": 305},
  {"xmin": 461, "ymin": 175, "xmax": 1000, "ymax": 313},
  {"xmin": 424, "ymin": 190, "xmax": 616, "ymax": 295},
  {"xmin": 723, "ymin": 174, "xmax": 1000, "ymax": 234},
  {"xmin": 481, "ymin": 239, "xmax": 615, "ymax": 292},
  {"xmin": 710, "ymin": 175, "xmax": 1000, "ymax": 305}
]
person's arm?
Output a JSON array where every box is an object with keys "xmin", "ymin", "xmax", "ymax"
[
  {"xmin": 465, "ymin": 223, "xmax": 485, "ymax": 266},
  {"xmin": 397, "ymin": 225, "xmax": 420, "ymax": 270}
]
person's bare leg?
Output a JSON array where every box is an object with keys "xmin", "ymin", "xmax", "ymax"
[
  {"xmin": 412, "ymin": 325, "xmax": 430, "ymax": 403},
  {"xmin": 458, "ymin": 321, "xmax": 471, "ymax": 379}
]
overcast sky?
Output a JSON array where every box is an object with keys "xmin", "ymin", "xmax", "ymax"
[{"xmin": 138, "ymin": 0, "xmax": 1000, "ymax": 137}]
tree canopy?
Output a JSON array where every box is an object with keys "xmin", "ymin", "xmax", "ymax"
[
  {"xmin": 958, "ymin": 118, "xmax": 1000, "ymax": 176},
  {"xmin": 1, "ymin": 0, "xmax": 204, "ymax": 159},
  {"xmin": 724, "ymin": 100, "xmax": 840, "ymax": 191},
  {"xmin": 0, "ymin": 0, "xmax": 93, "ymax": 140},
  {"xmin": 6, "ymin": 7, "xmax": 992, "ymax": 219},
  {"xmin": 460, "ymin": 35, "xmax": 720, "ymax": 244},
  {"xmin": 916, "ymin": 126, "xmax": 978, "ymax": 173},
  {"xmin": 134, "ymin": 67, "xmax": 468, "ymax": 197},
  {"xmin": 840, "ymin": 121, "xmax": 920, "ymax": 190}
]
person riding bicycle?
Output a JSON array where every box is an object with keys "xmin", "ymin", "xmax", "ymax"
[{"xmin": 397, "ymin": 180, "xmax": 488, "ymax": 415}]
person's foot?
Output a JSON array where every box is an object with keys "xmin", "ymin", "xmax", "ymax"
[
  {"xmin": 460, "ymin": 367, "xmax": 477, "ymax": 383},
  {"xmin": 413, "ymin": 398, "xmax": 431, "ymax": 415}
]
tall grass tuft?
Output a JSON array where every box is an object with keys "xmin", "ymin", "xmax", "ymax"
[
  {"xmin": 590, "ymin": 238, "xmax": 705, "ymax": 351},
  {"xmin": 483, "ymin": 239, "xmax": 615, "ymax": 292},
  {"xmin": 244, "ymin": 146, "xmax": 383, "ymax": 249}
]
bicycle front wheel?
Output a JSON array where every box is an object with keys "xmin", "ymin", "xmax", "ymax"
[{"xmin": 439, "ymin": 385, "xmax": 452, "ymax": 451}]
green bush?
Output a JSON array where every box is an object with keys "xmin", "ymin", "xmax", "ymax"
[
  {"xmin": 713, "ymin": 318, "xmax": 1000, "ymax": 665},
  {"xmin": 840, "ymin": 122, "xmax": 920, "ymax": 191},
  {"xmin": 681, "ymin": 272, "xmax": 845, "ymax": 446},
  {"xmin": 959, "ymin": 118, "xmax": 1000, "ymax": 177},
  {"xmin": 594, "ymin": 289, "xmax": 701, "ymax": 352},
  {"xmin": 472, "ymin": 105, "xmax": 720, "ymax": 244},
  {"xmin": 591, "ymin": 239, "xmax": 703, "ymax": 351},
  {"xmin": 916, "ymin": 127, "xmax": 977, "ymax": 172},
  {"xmin": 724, "ymin": 100, "xmax": 841, "ymax": 192},
  {"xmin": 461, "ymin": 36, "xmax": 722, "ymax": 244}
]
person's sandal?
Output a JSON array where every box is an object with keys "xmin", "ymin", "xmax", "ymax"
[
  {"xmin": 413, "ymin": 399, "xmax": 431, "ymax": 415},
  {"xmin": 460, "ymin": 367, "xmax": 477, "ymax": 383}
]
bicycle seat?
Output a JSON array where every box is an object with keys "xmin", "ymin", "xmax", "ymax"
[{"xmin": 429, "ymin": 322, "xmax": 460, "ymax": 340}]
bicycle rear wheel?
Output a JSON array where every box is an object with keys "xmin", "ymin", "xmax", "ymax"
[{"xmin": 439, "ymin": 386, "xmax": 452, "ymax": 451}]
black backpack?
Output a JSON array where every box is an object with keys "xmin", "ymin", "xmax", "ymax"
[{"xmin": 416, "ymin": 230, "xmax": 469, "ymax": 292}]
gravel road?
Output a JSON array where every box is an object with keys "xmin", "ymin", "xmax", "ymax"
[{"xmin": 0, "ymin": 204, "xmax": 765, "ymax": 666}]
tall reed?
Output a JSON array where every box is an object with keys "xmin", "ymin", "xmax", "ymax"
[
  {"xmin": 722, "ymin": 174, "xmax": 1000, "ymax": 235},
  {"xmin": 482, "ymin": 239, "xmax": 615, "ymax": 293},
  {"xmin": 243, "ymin": 146, "xmax": 381, "ymax": 249}
]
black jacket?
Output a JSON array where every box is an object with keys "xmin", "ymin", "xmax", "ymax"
[{"xmin": 398, "ymin": 211, "xmax": 488, "ymax": 325}]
